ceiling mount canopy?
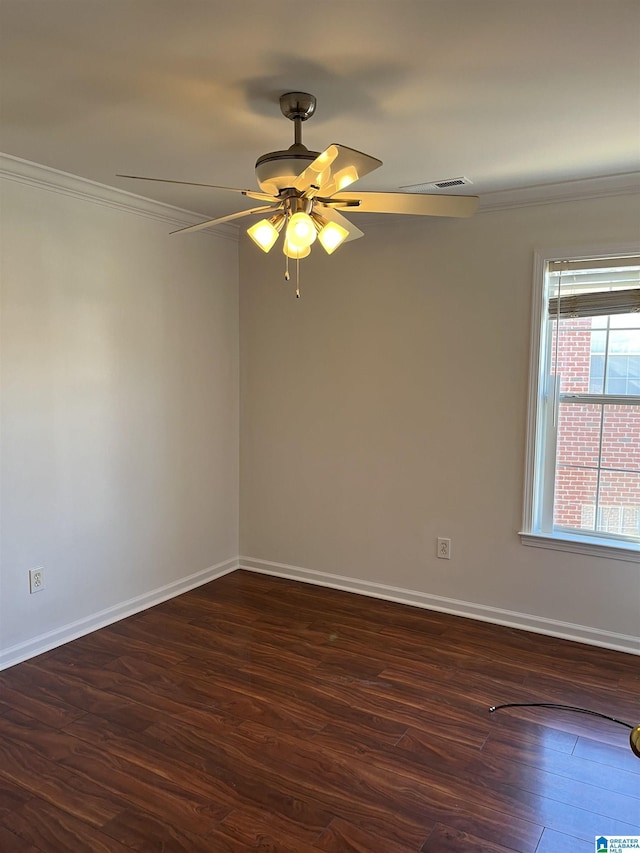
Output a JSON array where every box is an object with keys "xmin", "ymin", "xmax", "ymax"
[
  {"xmin": 117, "ymin": 92, "xmax": 479, "ymax": 294},
  {"xmin": 278, "ymin": 91, "xmax": 317, "ymax": 123}
]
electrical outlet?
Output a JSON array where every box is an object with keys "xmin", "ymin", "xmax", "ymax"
[
  {"xmin": 29, "ymin": 567, "xmax": 45, "ymax": 594},
  {"xmin": 437, "ymin": 538, "xmax": 451, "ymax": 560}
]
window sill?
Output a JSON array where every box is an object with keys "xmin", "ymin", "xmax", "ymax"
[{"xmin": 519, "ymin": 531, "xmax": 640, "ymax": 563}]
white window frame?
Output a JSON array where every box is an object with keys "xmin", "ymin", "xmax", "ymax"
[{"xmin": 520, "ymin": 242, "xmax": 640, "ymax": 563}]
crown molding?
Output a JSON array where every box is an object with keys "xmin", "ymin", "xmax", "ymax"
[
  {"xmin": 0, "ymin": 153, "xmax": 239, "ymax": 241},
  {"xmin": 478, "ymin": 171, "xmax": 640, "ymax": 212},
  {"xmin": 5, "ymin": 153, "xmax": 636, "ymax": 235}
]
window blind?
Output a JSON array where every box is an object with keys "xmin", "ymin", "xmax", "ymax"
[{"xmin": 547, "ymin": 255, "xmax": 640, "ymax": 318}]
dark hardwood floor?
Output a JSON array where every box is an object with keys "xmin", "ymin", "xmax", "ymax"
[{"xmin": 0, "ymin": 570, "xmax": 638, "ymax": 852}]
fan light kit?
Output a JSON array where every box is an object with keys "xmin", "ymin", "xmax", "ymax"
[{"xmin": 118, "ymin": 92, "xmax": 479, "ymax": 296}]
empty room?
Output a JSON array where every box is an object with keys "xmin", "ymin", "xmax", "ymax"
[{"xmin": 0, "ymin": 1, "xmax": 639, "ymax": 851}]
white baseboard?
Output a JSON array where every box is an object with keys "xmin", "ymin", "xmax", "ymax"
[
  {"xmin": 4, "ymin": 554, "xmax": 637, "ymax": 670},
  {"xmin": 0, "ymin": 558, "xmax": 239, "ymax": 671},
  {"xmin": 239, "ymin": 556, "xmax": 640, "ymax": 656}
]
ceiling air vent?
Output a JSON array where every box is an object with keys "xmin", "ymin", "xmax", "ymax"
[{"xmin": 399, "ymin": 176, "xmax": 473, "ymax": 193}]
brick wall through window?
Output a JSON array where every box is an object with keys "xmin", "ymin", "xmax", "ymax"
[{"xmin": 551, "ymin": 317, "xmax": 640, "ymax": 537}]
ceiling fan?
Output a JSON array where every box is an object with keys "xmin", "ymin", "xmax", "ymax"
[{"xmin": 118, "ymin": 92, "xmax": 478, "ymax": 287}]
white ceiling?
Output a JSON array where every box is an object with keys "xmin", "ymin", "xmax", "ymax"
[{"xmin": 1, "ymin": 0, "xmax": 639, "ymax": 219}]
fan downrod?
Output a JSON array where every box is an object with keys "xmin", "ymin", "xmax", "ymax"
[{"xmin": 254, "ymin": 93, "xmax": 320, "ymax": 194}]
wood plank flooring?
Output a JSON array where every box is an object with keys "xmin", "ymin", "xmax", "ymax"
[{"xmin": 0, "ymin": 569, "xmax": 638, "ymax": 851}]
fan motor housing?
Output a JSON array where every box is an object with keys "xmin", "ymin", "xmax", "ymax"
[{"xmin": 255, "ymin": 143, "xmax": 320, "ymax": 196}]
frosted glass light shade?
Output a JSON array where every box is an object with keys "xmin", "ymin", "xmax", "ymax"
[
  {"xmin": 247, "ymin": 219, "xmax": 280, "ymax": 253},
  {"xmin": 286, "ymin": 212, "xmax": 317, "ymax": 251},
  {"xmin": 283, "ymin": 239, "xmax": 310, "ymax": 259},
  {"xmin": 334, "ymin": 165, "xmax": 359, "ymax": 191},
  {"xmin": 318, "ymin": 221, "xmax": 349, "ymax": 254}
]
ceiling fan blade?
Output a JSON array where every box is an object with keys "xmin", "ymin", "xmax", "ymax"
[
  {"xmin": 170, "ymin": 205, "xmax": 280, "ymax": 236},
  {"xmin": 315, "ymin": 204, "xmax": 364, "ymax": 242},
  {"xmin": 116, "ymin": 174, "xmax": 276, "ymax": 203},
  {"xmin": 294, "ymin": 144, "xmax": 382, "ymax": 196},
  {"xmin": 328, "ymin": 192, "xmax": 479, "ymax": 218}
]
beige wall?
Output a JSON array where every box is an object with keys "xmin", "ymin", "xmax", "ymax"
[
  {"xmin": 0, "ymin": 170, "xmax": 239, "ymax": 663},
  {"xmin": 2, "ymin": 164, "xmax": 638, "ymax": 665},
  {"xmin": 239, "ymin": 193, "xmax": 640, "ymax": 646}
]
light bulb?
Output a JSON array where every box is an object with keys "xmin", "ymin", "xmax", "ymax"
[
  {"xmin": 247, "ymin": 219, "xmax": 280, "ymax": 253},
  {"xmin": 317, "ymin": 221, "xmax": 349, "ymax": 254},
  {"xmin": 283, "ymin": 239, "xmax": 310, "ymax": 259},
  {"xmin": 286, "ymin": 212, "xmax": 317, "ymax": 251}
]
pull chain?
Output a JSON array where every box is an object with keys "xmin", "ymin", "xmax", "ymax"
[
  {"xmin": 284, "ymin": 254, "xmax": 290, "ymax": 281},
  {"xmin": 296, "ymin": 257, "xmax": 301, "ymax": 298}
]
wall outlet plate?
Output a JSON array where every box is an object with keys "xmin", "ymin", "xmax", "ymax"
[
  {"xmin": 29, "ymin": 567, "xmax": 45, "ymax": 594},
  {"xmin": 437, "ymin": 538, "xmax": 451, "ymax": 559}
]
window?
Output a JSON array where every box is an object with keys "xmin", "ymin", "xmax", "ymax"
[{"xmin": 522, "ymin": 247, "xmax": 640, "ymax": 560}]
